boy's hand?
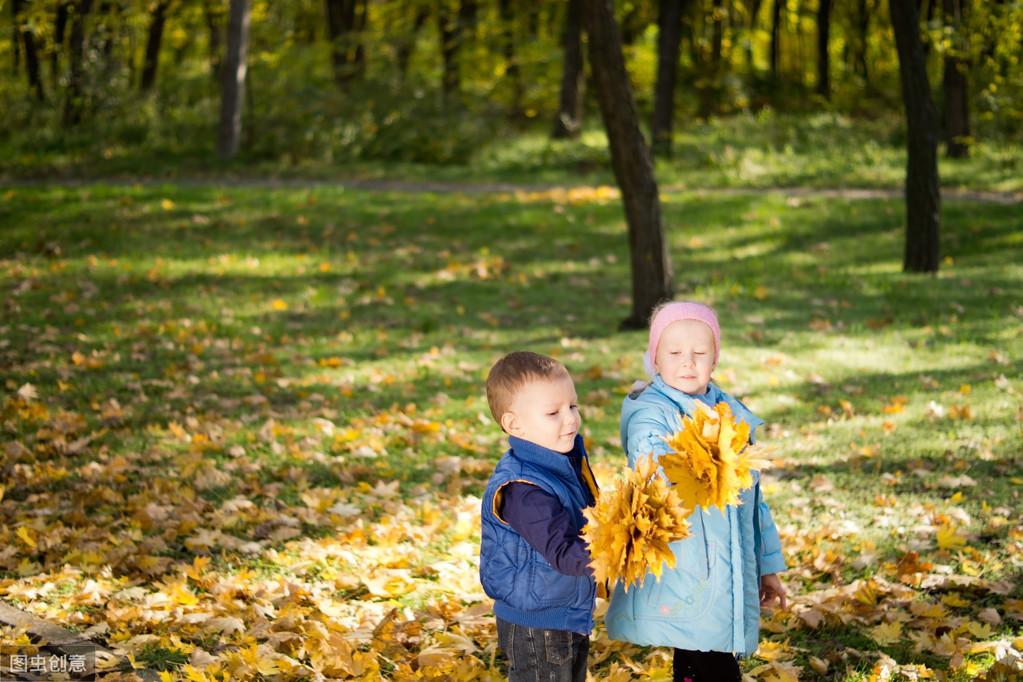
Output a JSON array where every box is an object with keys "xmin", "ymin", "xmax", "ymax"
[{"xmin": 759, "ymin": 573, "xmax": 787, "ymax": 610}]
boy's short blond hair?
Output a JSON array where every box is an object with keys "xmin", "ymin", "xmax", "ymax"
[{"xmin": 486, "ymin": 351, "xmax": 570, "ymax": 424}]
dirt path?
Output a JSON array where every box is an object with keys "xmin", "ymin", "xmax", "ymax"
[{"xmin": 3, "ymin": 176, "xmax": 1020, "ymax": 204}]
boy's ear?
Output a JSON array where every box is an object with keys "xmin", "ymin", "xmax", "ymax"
[{"xmin": 500, "ymin": 410, "xmax": 519, "ymax": 435}]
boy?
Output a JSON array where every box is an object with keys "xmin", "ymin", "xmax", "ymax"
[{"xmin": 479, "ymin": 351, "xmax": 599, "ymax": 682}]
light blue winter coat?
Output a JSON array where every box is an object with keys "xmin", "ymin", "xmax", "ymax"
[{"xmin": 604, "ymin": 376, "xmax": 786, "ymax": 656}]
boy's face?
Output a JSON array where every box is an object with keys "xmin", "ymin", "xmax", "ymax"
[
  {"xmin": 654, "ymin": 319, "xmax": 717, "ymax": 395},
  {"xmin": 500, "ymin": 374, "xmax": 581, "ymax": 453}
]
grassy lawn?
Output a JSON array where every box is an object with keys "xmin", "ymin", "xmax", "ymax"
[
  {"xmin": 3, "ymin": 112, "xmax": 1022, "ymax": 195},
  {"xmin": 1, "ymin": 183, "xmax": 1021, "ymax": 680}
]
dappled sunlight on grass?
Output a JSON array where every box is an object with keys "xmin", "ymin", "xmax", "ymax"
[{"xmin": 1, "ymin": 183, "xmax": 1021, "ymax": 679}]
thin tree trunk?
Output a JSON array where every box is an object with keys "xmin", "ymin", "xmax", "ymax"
[
  {"xmin": 583, "ymin": 0, "xmax": 674, "ymax": 329},
  {"xmin": 746, "ymin": 0, "xmax": 763, "ymax": 71},
  {"xmin": 498, "ymin": 0, "xmax": 522, "ymax": 115},
  {"xmin": 699, "ymin": 0, "xmax": 724, "ymax": 117},
  {"xmin": 63, "ymin": 0, "xmax": 94, "ymax": 127},
  {"xmin": 324, "ymin": 0, "xmax": 357, "ymax": 87},
  {"xmin": 51, "ymin": 1, "xmax": 70, "ymax": 81},
  {"xmin": 920, "ymin": 0, "xmax": 936, "ymax": 58},
  {"xmin": 11, "ymin": 0, "xmax": 21, "ymax": 74},
  {"xmin": 437, "ymin": 1, "xmax": 460, "ymax": 98},
  {"xmin": 890, "ymin": 0, "xmax": 941, "ymax": 273},
  {"xmin": 770, "ymin": 0, "xmax": 784, "ymax": 81},
  {"xmin": 552, "ymin": 0, "xmax": 584, "ymax": 137},
  {"xmin": 396, "ymin": 4, "xmax": 428, "ymax": 79},
  {"xmin": 652, "ymin": 0, "xmax": 685, "ymax": 155},
  {"xmin": 352, "ymin": 0, "xmax": 367, "ymax": 79},
  {"xmin": 217, "ymin": 0, "xmax": 250, "ymax": 159},
  {"xmin": 140, "ymin": 0, "xmax": 169, "ymax": 92},
  {"xmin": 14, "ymin": 0, "xmax": 46, "ymax": 101},
  {"xmin": 941, "ymin": 0, "xmax": 970, "ymax": 157},
  {"xmin": 816, "ymin": 0, "xmax": 831, "ymax": 98},
  {"xmin": 855, "ymin": 0, "xmax": 869, "ymax": 85},
  {"xmin": 203, "ymin": 0, "xmax": 223, "ymax": 82}
]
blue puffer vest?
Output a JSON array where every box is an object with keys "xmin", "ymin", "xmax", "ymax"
[{"xmin": 479, "ymin": 434, "xmax": 599, "ymax": 634}]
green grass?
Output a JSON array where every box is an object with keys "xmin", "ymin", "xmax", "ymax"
[
  {"xmin": 3, "ymin": 111, "xmax": 1021, "ymax": 194},
  {"xmin": 1, "ymin": 182, "xmax": 1021, "ymax": 680}
]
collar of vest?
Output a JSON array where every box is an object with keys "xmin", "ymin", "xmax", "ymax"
[{"xmin": 507, "ymin": 433, "xmax": 587, "ymax": 476}]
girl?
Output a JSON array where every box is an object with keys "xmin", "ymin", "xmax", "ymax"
[{"xmin": 605, "ymin": 301, "xmax": 787, "ymax": 681}]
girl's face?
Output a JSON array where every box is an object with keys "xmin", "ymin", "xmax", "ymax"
[{"xmin": 653, "ymin": 320, "xmax": 717, "ymax": 395}]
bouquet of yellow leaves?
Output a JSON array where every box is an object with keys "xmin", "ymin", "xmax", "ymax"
[
  {"xmin": 582, "ymin": 454, "xmax": 691, "ymax": 592},
  {"xmin": 660, "ymin": 402, "xmax": 767, "ymax": 512}
]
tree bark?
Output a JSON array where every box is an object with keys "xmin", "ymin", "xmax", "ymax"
[
  {"xmin": 746, "ymin": 0, "xmax": 763, "ymax": 70},
  {"xmin": 552, "ymin": 0, "xmax": 584, "ymax": 138},
  {"xmin": 890, "ymin": 0, "xmax": 941, "ymax": 273},
  {"xmin": 12, "ymin": 0, "xmax": 21, "ymax": 74},
  {"xmin": 396, "ymin": 4, "xmax": 428, "ymax": 79},
  {"xmin": 51, "ymin": 1, "xmax": 70, "ymax": 82},
  {"xmin": 770, "ymin": 0, "xmax": 784, "ymax": 80},
  {"xmin": 941, "ymin": 0, "xmax": 970, "ymax": 157},
  {"xmin": 816, "ymin": 0, "xmax": 831, "ymax": 98},
  {"xmin": 203, "ymin": 0, "xmax": 224, "ymax": 82},
  {"xmin": 217, "ymin": 0, "xmax": 250, "ymax": 159},
  {"xmin": 437, "ymin": 1, "xmax": 460, "ymax": 97},
  {"xmin": 651, "ymin": 0, "xmax": 685, "ymax": 155},
  {"xmin": 62, "ymin": 0, "xmax": 93, "ymax": 127},
  {"xmin": 324, "ymin": 0, "xmax": 357, "ymax": 87},
  {"xmin": 582, "ymin": 0, "xmax": 674, "ymax": 329},
  {"xmin": 13, "ymin": 0, "xmax": 46, "ymax": 101},
  {"xmin": 140, "ymin": 0, "xmax": 169, "ymax": 92},
  {"xmin": 698, "ymin": 0, "xmax": 724, "ymax": 117},
  {"xmin": 498, "ymin": 0, "xmax": 522, "ymax": 115},
  {"xmin": 854, "ymin": 0, "xmax": 869, "ymax": 85}
]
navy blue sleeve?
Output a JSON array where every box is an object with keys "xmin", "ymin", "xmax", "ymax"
[{"xmin": 498, "ymin": 483, "xmax": 593, "ymax": 577}]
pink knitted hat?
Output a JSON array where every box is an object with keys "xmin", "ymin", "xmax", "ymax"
[{"xmin": 644, "ymin": 301, "xmax": 721, "ymax": 377}]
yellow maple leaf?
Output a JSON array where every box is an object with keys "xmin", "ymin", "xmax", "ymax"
[
  {"xmin": 582, "ymin": 454, "xmax": 691, "ymax": 591},
  {"xmin": 936, "ymin": 523, "xmax": 968, "ymax": 550},
  {"xmin": 660, "ymin": 402, "xmax": 761, "ymax": 511},
  {"xmin": 869, "ymin": 621, "xmax": 904, "ymax": 645},
  {"xmin": 16, "ymin": 526, "xmax": 37, "ymax": 548}
]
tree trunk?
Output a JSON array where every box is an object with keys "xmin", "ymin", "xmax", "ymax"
[
  {"xmin": 698, "ymin": 0, "xmax": 723, "ymax": 117},
  {"xmin": 203, "ymin": 0, "xmax": 223, "ymax": 82},
  {"xmin": 51, "ymin": 1, "xmax": 70, "ymax": 82},
  {"xmin": 920, "ymin": 0, "xmax": 936, "ymax": 58},
  {"xmin": 396, "ymin": 4, "xmax": 428, "ymax": 79},
  {"xmin": 552, "ymin": 0, "xmax": 584, "ymax": 138},
  {"xmin": 582, "ymin": 0, "xmax": 674, "ymax": 329},
  {"xmin": 770, "ymin": 0, "xmax": 784, "ymax": 80},
  {"xmin": 890, "ymin": 0, "xmax": 941, "ymax": 273},
  {"xmin": 854, "ymin": 0, "xmax": 869, "ymax": 85},
  {"xmin": 498, "ymin": 0, "xmax": 522, "ymax": 115},
  {"xmin": 12, "ymin": 0, "xmax": 21, "ymax": 74},
  {"xmin": 816, "ymin": 0, "xmax": 831, "ymax": 98},
  {"xmin": 941, "ymin": 0, "xmax": 970, "ymax": 157},
  {"xmin": 140, "ymin": 0, "xmax": 169, "ymax": 92},
  {"xmin": 324, "ymin": 0, "xmax": 357, "ymax": 87},
  {"xmin": 62, "ymin": 0, "xmax": 93, "ymax": 127},
  {"xmin": 651, "ymin": 0, "xmax": 685, "ymax": 155},
  {"xmin": 746, "ymin": 0, "xmax": 763, "ymax": 71},
  {"xmin": 13, "ymin": 0, "xmax": 46, "ymax": 101},
  {"xmin": 437, "ymin": 1, "xmax": 460, "ymax": 98},
  {"xmin": 217, "ymin": 0, "xmax": 250, "ymax": 159},
  {"xmin": 353, "ymin": 0, "xmax": 367, "ymax": 78}
]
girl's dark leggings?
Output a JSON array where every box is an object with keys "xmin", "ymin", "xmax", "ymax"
[{"xmin": 673, "ymin": 648, "xmax": 741, "ymax": 682}]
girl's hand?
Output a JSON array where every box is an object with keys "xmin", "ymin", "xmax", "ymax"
[{"xmin": 760, "ymin": 573, "xmax": 787, "ymax": 610}]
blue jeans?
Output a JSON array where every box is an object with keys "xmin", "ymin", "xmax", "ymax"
[{"xmin": 496, "ymin": 617, "xmax": 589, "ymax": 682}]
